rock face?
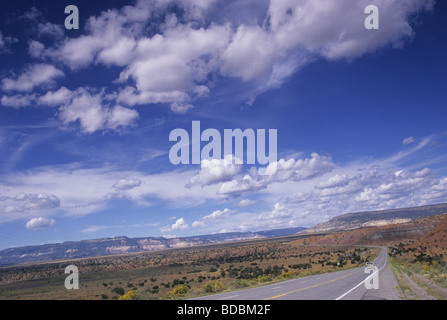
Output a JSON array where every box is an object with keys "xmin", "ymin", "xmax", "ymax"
[
  {"xmin": 300, "ymin": 203, "xmax": 447, "ymax": 234},
  {"xmin": 0, "ymin": 227, "xmax": 306, "ymax": 265}
]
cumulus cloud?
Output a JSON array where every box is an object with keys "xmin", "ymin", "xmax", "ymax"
[
  {"xmin": 188, "ymin": 155, "xmax": 242, "ymax": 187},
  {"xmin": 160, "ymin": 217, "xmax": 189, "ymax": 232},
  {"xmin": 18, "ymin": 0, "xmax": 432, "ymax": 117},
  {"xmin": 218, "ymin": 153, "xmax": 333, "ymax": 197},
  {"xmin": 1, "ymin": 64, "xmax": 64, "ymax": 92},
  {"xmin": 14, "ymin": 193, "xmax": 61, "ymax": 209},
  {"xmin": 58, "ymin": 88, "xmax": 139, "ymax": 133},
  {"xmin": 26, "ymin": 217, "xmax": 55, "ymax": 230},
  {"xmin": 1, "ymin": 94, "xmax": 35, "ymax": 108},
  {"xmin": 259, "ymin": 202, "xmax": 291, "ymax": 221},
  {"xmin": 37, "ymin": 87, "xmax": 73, "ymax": 106},
  {"xmin": 0, "ymin": 193, "xmax": 60, "ymax": 215}
]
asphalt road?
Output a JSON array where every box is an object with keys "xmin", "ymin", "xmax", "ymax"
[{"xmin": 193, "ymin": 246, "xmax": 388, "ymax": 300}]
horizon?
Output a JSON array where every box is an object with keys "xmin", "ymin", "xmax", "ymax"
[
  {"xmin": 1, "ymin": 0, "xmax": 447, "ymax": 251},
  {"xmin": 1, "ymin": 201, "xmax": 445, "ymax": 252}
]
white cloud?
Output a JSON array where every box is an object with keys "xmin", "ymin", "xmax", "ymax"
[
  {"xmin": 218, "ymin": 153, "xmax": 334, "ymax": 197},
  {"xmin": 25, "ymin": 217, "xmax": 55, "ymax": 230},
  {"xmin": 160, "ymin": 217, "xmax": 189, "ymax": 232},
  {"xmin": 188, "ymin": 155, "xmax": 242, "ymax": 187},
  {"xmin": 113, "ymin": 178, "xmax": 142, "ymax": 190},
  {"xmin": 238, "ymin": 199, "xmax": 256, "ymax": 207},
  {"xmin": 192, "ymin": 208, "xmax": 232, "ymax": 228},
  {"xmin": 0, "ymin": 164, "xmax": 220, "ymax": 223},
  {"xmin": 107, "ymin": 105, "xmax": 140, "ymax": 130},
  {"xmin": 1, "ymin": 94, "xmax": 34, "ymax": 108},
  {"xmin": 260, "ymin": 202, "xmax": 291, "ymax": 220},
  {"xmin": 0, "ymin": 193, "xmax": 60, "ymax": 217},
  {"xmin": 316, "ymin": 174, "xmax": 350, "ymax": 189},
  {"xmin": 6, "ymin": 0, "xmax": 432, "ymax": 122},
  {"xmin": 58, "ymin": 88, "xmax": 139, "ymax": 133},
  {"xmin": 37, "ymin": 87, "xmax": 73, "ymax": 106},
  {"xmin": 1, "ymin": 64, "xmax": 64, "ymax": 92},
  {"xmin": 14, "ymin": 193, "xmax": 60, "ymax": 209},
  {"xmin": 221, "ymin": 24, "xmax": 275, "ymax": 81}
]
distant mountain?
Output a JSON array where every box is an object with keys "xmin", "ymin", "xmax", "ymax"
[
  {"xmin": 300, "ymin": 203, "xmax": 447, "ymax": 234},
  {"xmin": 0, "ymin": 227, "xmax": 306, "ymax": 266}
]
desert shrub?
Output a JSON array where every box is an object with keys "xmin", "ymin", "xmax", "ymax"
[
  {"xmin": 111, "ymin": 287, "xmax": 125, "ymax": 295},
  {"xmin": 229, "ymin": 279, "xmax": 250, "ymax": 289},
  {"xmin": 277, "ymin": 271, "xmax": 298, "ymax": 280},
  {"xmin": 172, "ymin": 284, "xmax": 189, "ymax": 297},
  {"xmin": 119, "ymin": 290, "xmax": 137, "ymax": 300},
  {"xmin": 202, "ymin": 280, "xmax": 226, "ymax": 293},
  {"xmin": 256, "ymin": 274, "xmax": 272, "ymax": 283},
  {"xmin": 118, "ymin": 289, "xmax": 158, "ymax": 300}
]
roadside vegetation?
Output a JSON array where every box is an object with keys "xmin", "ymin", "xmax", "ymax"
[{"xmin": 389, "ymin": 242, "xmax": 447, "ymax": 300}]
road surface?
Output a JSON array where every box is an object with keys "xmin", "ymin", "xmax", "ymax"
[{"xmin": 193, "ymin": 246, "xmax": 389, "ymax": 300}]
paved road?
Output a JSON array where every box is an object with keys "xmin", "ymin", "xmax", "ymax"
[{"xmin": 193, "ymin": 246, "xmax": 388, "ymax": 300}]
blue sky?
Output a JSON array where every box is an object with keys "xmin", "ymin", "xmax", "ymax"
[{"xmin": 1, "ymin": 0, "xmax": 446, "ymax": 250}]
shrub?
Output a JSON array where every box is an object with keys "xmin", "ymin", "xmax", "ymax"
[
  {"xmin": 202, "ymin": 280, "xmax": 226, "ymax": 293},
  {"xmin": 119, "ymin": 290, "xmax": 137, "ymax": 300},
  {"xmin": 277, "ymin": 271, "xmax": 298, "ymax": 280},
  {"xmin": 229, "ymin": 279, "xmax": 250, "ymax": 289},
  {"xmin": 172, "ymin": 284, "xmax": 189, "ymax": 297},
  {"xmin": 256, "ymin": 274, "xmax": 272, "ymax": 283},
  {"xmin": 112, "ymin": 287, "xmax": 125, "ymax": 295}
]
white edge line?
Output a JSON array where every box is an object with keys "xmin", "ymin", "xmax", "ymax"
[{"xmin": 335, "ymin": 247, "xmax": 387, "ymax": 300}]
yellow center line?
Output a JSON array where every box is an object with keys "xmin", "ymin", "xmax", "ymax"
[{"xmin": 264, "ymin": 270, "xmax": 359, "ymax": 300}]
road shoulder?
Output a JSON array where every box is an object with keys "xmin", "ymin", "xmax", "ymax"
[{"xmin": 362, "ymin": 260, "xmax": 403, "ymax": 300}]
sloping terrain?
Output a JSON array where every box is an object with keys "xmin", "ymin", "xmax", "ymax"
[
  {"xmin": 301, "ymin": 203, "xmax": 447, "ymax": 234},
  {"xmin": 409, "ymin": 214, "xmax": 447, "ymax": 257},
  {"xmin": 291, "ymin": 214, "xmax": 446, "ymax": 247}
]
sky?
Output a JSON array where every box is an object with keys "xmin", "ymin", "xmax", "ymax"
[{"xmin": 0, "ymin": 0, "xmax": 446, "ymax": 250}]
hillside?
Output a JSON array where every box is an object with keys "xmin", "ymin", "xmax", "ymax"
[
  {"xmin": 300, "ymin": 203, "xmax": 447, "ymax": 234},
  {"xmin": 401, "ymin": 214, "xmax": 447, "ymax": 258},
  {"xmin": 0, "ymin": 227, "xmax": 305, "ymax": 266},
  {"xmin": 291, "ymin": 214, "xmax": 446, "ymax": 247}
]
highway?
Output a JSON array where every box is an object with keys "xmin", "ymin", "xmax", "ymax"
[{"xmin": 193, "ymin": 246, "xmax": 388, "ymax": 300}]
